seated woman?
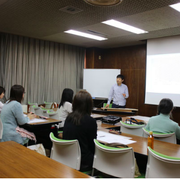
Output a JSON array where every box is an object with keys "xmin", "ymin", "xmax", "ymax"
[
  {"xmin": 0, "ymin": 86, "xmax": 5, "ymax": 113},
  {"xmin": 1, "ymin": 85, "xmax": 36, "ymax": 145},
  {"xmin": 58, "ymin": 88, "xmax": 74, "ymax": 128},
  {"xmin": 145, "ymin": 98, "xmax": 180, "ymax": 140},
  {"xmin": 63, "ymin": 90, "xmax": 97, "ymax": 171}
]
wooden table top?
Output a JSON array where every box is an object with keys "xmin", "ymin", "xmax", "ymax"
[
  {"xmin": 98, "ymin": 118, "xmax": 180, "ymax": 158},
  {"xmin": 25, "ymin": 113, "xmax": 61, "ymax": 125},
  {"xmin": 0, "ymin": 141, "xmax": 90, "ymax": 178},
  {"xmin": 92, "ymin": 108, "xmax": 136, "ymax": 117}
]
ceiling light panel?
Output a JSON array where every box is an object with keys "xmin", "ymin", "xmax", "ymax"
[
  {"xmin": 102, "ymin": 19, "xmax": 148, "ymax": 34},
  {"xmin": 169, "ymin": 3, "xmax": 180, "ymax": 13},
  {"xmin": 83, "ymin": 0, "xmax": 123, "ymax": 6},
  {"xmin": 64, "ymin": 30, "xmax": 107, "ymax": 41}
]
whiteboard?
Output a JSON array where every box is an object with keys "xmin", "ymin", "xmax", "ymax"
[{"xmin": 83, "ymin": 69, "xmax": 121, "ymax": 98}]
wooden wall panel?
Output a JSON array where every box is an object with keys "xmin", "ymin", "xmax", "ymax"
[
  {"xmin": 86, "ymin": 45, "xmax": 180, "ymax": 125},
  {"xmin": 86, "ymin": 48, "xmax": 94, "ymax": 68}
]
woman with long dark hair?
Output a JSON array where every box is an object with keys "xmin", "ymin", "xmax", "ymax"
[
  {"xmin": 145, "ymin": 98, "xmax": 180, "ymax": 140},
  {"xmin": 58, "ymin": 88, "xmax": 74, "ymax": 127},
  {"xmin": 63, "ymin": 90, "xmax": 97, "ymax": 171},
  {"xmin": 1, "ymin": 85, "xmax": 36, "ymax": 144}
]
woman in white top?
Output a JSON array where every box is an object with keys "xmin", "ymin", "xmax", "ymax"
[
  {"xmin": 58, "ymin": 88, "xmax": 74, "ymax": 128},
  {"xmin": 0, "ymin": 86, "xmax": 5, "ymax": 113}
]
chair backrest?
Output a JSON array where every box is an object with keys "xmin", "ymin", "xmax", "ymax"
[
  {"xmin": 44, "ymin": 101, "xmax": 53, "ymax": 109},
  {"xmin": 32, "ymin": 106, "xmax": 43, "ymax": 116},
  {"xmin": 120, "ymin": 121, "xmax": 145, "ymax": 136},
  {"xmin": 21, "ymin": 104, "xmax": 28, "ymax": 113},
  {"xmin": 103, "ymin": 103, "xmax": 112, "ymax": 108},
  {"xmin": 93, "ymin": 139, "xmax": 135, "ymax": 178},
  {"xmin": 49, "ymin": 132, "xmax": 81, "ymax": 170},
  {"xmin": 0, "ymin": 118, "xmax": 3, "ymax": 139},
  {"xmin": 47, "ymin": 110, "xmax": 59, "ymax": 120},
  {"xmin": 40, "ymin": 108, "xmax": 49, "ymax": 117},
  {"xmin": 28, "ymin": 102, "xmax": 38, "ymax": 113},
  {"xmin": 146, "ymin": 147, "xmax": 180, "ymax": 178},
  {"xmin": 143, "ymin": 128, "xmax": 176, "ymax": 144}
]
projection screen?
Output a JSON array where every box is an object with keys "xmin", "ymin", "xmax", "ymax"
[{"xmin": 145, "ymin": 36, "xmax": 180, "ymax": 107}]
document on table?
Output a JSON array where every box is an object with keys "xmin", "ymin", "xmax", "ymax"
[
  {"xmin": 91, "ymin": 114, "xmax": 105, "ymax": 118},
  {"xmin": 97, "ymin": 131, "xmax": 136, "ymax": 145},
  {"xmin": 28, "ymin": 118, "xmax": 47, "ymax": 124}
]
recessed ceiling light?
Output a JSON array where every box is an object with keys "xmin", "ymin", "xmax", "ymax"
[
  {"xmin": 169, "ymin": 2, "xmax": 180, "ymax": 13},
  {"xmin": 102, "ymin": 19, "xmax": 148, "ymax": 34},
  {"xmin": 64, "ymin": 30, "xmax": 107, "ymax": 41},
  {"xmin": 83, "ymin": 0, "xmax": 123, "ymax": 6}
]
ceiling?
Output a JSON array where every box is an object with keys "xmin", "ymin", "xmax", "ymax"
[{"xmin": 0, "ymin": 0, "xmax": 180, "ymax": 48}]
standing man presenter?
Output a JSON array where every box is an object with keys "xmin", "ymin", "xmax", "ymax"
[{"xmin": 105, "ymin": 74, "xmax": 129, "ymax": 108}]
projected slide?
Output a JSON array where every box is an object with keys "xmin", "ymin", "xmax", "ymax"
[
  {"xmin": 146, "ymin": 54, "xmax": 180, "ymax": 94},
  {"xmin": 145, "ymin": 36, "xmax": 180, "ymax": 107}
]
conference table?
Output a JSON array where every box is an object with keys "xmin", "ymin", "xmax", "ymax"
[
  {"xmin": 97, "ymin": 117, "xmax": 180, "ymax": 158},
  {"xmin": 25, "ymin": 113, "xmax": 61, "ymax": 125},
  {"xmin": 27, "ymin": 113, "xmax": 180, "ymax": 157},
  {"xmin": 93, "ymin": 107, "xmax": 138, "ymax": 117},
  {"xmin": 0, "ymin": 141, "xmax": 90, "ymax": 178}
]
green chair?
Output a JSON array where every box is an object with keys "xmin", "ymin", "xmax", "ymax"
[
  {"xmin": 47, "ymin": 110, "xmax": 59, "ymax": 120},
  {"xmin": 120, "ymin": 121, "xmax": 145, "ymax": 137},
  {"xmin": 49, "ymin": 132, "xmax": 81, "ymax": 170},
  {"xmin": 92, "ymin": 139, "xmax": 135, "ymax": 178},
  {"xmin": 44, "ymin": 101, "xmax": 53, "ymax": 109},
  {"xmin": 146, "ymin": 147, "xmax": 180, "ymax": 178},
  {"xmin": 143, "ymin": 128, "xmax": 176, "ymax": 144},
  {"xmin": 28, "ymin": 102, "xmax": 38, "ymax": 113},
  {"xmin": 103, "ymin": 103, "xmax": 112, "ymax": 108}
]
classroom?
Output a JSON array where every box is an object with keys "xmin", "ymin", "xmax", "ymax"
[{"xmin": 0, "ymin": 0, "xmax": 180, "ymax": 178}]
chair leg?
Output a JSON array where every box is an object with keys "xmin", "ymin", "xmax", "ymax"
[{"xmin": 91, "ymin": 168, "xmax": 94, "ymax": 176}]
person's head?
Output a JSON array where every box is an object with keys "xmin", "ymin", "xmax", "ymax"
[
  {"xmin": 68, "ymin": 90, "xmax": 93, "ymax": 125},
  {"xmin": 10, "ymin": 85, "xmax": 25, "ymax": 103},
  {"xmin": 59, "ymin": 88, "xmax": 74, "ymax": 107},
  {"xmin": 0, "ymin": 86, "xmax": 5, "ymax": 99},
  {"xmin": 116, "ymin": 74, "xmax": 124, "ymax": 85},
  {"xmin": 157, "ymin": 98, "xmax": 174, "ymax": 115}
]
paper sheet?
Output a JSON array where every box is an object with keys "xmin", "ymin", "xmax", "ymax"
[
  {"xmin": 28, "ymin": 118, "xmax": 47, "ymax": 124},
  {"xmin": 97, "ymin": 131, "xmax": 136, "ymax": 145},
  {"xmin": 91, "ymin": 114, "xmax": 105, "ymax": 118}
]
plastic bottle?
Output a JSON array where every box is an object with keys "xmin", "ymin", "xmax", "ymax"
[{"xmin": 147, "ymin": 131, "xmax": 154, "ymax": 149}]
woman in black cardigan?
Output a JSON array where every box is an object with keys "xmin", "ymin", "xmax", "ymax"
[{"xmin": 63, "ymin": 90, "xmax": 97, "ymax": 171}]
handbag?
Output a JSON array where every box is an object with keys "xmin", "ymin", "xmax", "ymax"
[
  {"xmin": 125, "ymin": 118, "xmax": 145, "ymax": 125},
  {"xmin": 27, "ymin": 144, "xmax": 46, "ymax": 156},
  {"xmin": 102, "ymin": 115, "xmax": 122, "ymax": 125}
]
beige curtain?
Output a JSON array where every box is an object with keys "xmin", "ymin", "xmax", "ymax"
[{"xmin": 0, "ymin": 33, "xmax": 85, "ymax": 104}]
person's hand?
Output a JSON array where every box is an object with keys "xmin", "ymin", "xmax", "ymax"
[
  {"xmin": 40, "ymin": 105, "xmax": 44, "ymax": 108},
  {"xmin": 27, "ymin": 113, "xmax": 36, "ymax": 120},
  {"xmin": 122, "ymin": 93, "xmax": 126, "ymax": 97},
  {"xmin": 105, "ymin": 104, "xmax": 110, "ymax": 108}
]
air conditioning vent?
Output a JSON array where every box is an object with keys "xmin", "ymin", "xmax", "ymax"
[
  {"xmin": 59, "ymin": 6, "xmax": 83, "ymax": 14},
  {"xmin": 87, "ymin": 30, "xmax": 107, "ymax": 37}
]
